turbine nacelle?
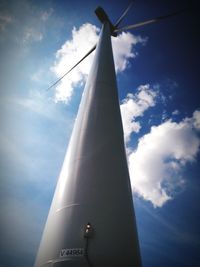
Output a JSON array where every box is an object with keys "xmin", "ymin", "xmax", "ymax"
[
  {"xmin": 47, "ymin": 1, "xmax": 186, "ymax": 91},
  {"xmin": 95, "ymin": 6, "xmax": 117, "ymax": 37}
]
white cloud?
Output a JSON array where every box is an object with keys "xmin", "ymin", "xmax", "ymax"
[
  {"xmin": 120, "ymin": 84, "xmax": 157, "ymax": 142},
  {"xmin": 112, "ymin": 32, "xmax": 147, "ymax": 72},
  {"xmin": 51, "ymin": 23, "xmax": 99, "ymax": 103},
  {"xmin": 41, "ymin": 8, "xmax": 54, "ymax": 21},
  {"xmin": 7, "ymin": 91, "xmax": 68, "ymax": 123},
  {"xmin": 128, "ymin": 111, "xmax": 200, "ymax": 207},
  {"xmin": 23, "ymin": 27, "xmax": 43, "ymax": 43},
  {"xmin": 31, "ymin": 69, "xmax": 45, "ymax": 82},
  {"xmin": 51, "ymin": 23, "xmax": 147, "ymax": 103},
  {"xmin": 192, "ymin": 110, "xmax": 200, "ymax": 130},
  {"xmin": 172, "ymin": 109, "xmax": 180, "ymax": 116},
  {"xmin": 0, "ymin": 14, "xmax": 12, "ymax": 31},
  {"xmin": 162, "ymin": 110, "xmax": 168, "ymax": 121}
]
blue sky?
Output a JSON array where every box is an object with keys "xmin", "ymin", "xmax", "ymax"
[{"xmin": 0, "ymin": 0, "xmax": 200, "ymax": 266}]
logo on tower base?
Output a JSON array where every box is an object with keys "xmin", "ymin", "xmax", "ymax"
[{"xmin": 59, "ymin": 248, "xmax": 84, "ymax": 258}]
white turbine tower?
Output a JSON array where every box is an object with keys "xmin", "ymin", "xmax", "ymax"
[{"xmin": 35, "ymin": 3, "xmax": 184, "ymax": 267}]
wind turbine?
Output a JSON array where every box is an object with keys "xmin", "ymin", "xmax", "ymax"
[{"xmin": 35, "ymin": 2, "xmax": 184, "ymax": 267}]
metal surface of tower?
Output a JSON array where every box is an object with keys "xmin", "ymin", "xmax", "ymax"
[{"xmin": 34, "ymin": 8, "xmax": 142, "ymax": 267}]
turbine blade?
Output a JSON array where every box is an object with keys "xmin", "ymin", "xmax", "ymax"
[
  {"xmin": 47, "ymin": 44, "xmax": 97, "ymax": 91},
  {"xmin": 115, "ymin": 9, "xmax": 186, "ymax": 33},
  {"xmin": 114, "ymin": 1, "xmax": 134, "ymax": 28}
]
